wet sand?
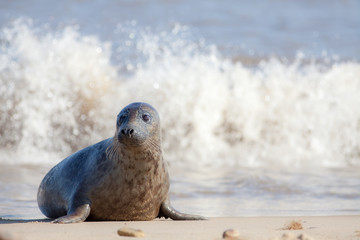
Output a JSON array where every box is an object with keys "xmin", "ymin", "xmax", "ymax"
[{"xmin": 0, "ymin": 216, "xmax": 359, "ymax": 240}]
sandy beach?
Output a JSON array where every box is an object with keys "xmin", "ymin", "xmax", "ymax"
[{"xmin": 0, "ymin": 216, "xmax": 359, "ymax": 240}]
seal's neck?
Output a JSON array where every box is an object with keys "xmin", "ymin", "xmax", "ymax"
[{"xmin": 107, "ymin": 137, "xmax": 163, "ymax": 168}]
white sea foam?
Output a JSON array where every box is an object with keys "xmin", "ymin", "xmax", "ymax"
[{"xmin": 1, "ymin": 20, "xmax": 360, "ymax": 169}]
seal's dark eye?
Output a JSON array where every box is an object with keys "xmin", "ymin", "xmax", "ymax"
[
  {"xmin": 118, "ymin": 115, "xmax": 126, "ymax": 125},
  {"xmin": 142, "ymin": 113, "xmax": 151, "ymax": 123}
]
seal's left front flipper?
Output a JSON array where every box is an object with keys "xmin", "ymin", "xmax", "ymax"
[
  {"xmin": 52, "ymin": 204, "xmax": 91, "ymax": 223},
  {"xmin": 159, "ymin": 197, "xmax": 208, "ymax": 220}
]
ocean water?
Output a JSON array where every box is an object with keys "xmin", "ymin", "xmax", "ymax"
[{"xmin": 0, "ymin": 0, "xmax": 359, "ymax": 219}]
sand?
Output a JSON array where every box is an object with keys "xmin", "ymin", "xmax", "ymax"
[{"xmin": 0, "ymin": 216, "xmax": 359, "ymax": 240}]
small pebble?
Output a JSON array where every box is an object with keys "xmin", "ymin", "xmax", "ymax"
[
  {"xmin": 297, "ymin": 233, "xmax": 313, "ymax": 240},
  {"xmin": 117, "ymin": 227, "xmax": 145, "ymax": 238},
  {"xmin": 283, "ymin": 220, "xmax": 303, "ymax": 230},
  {"xmin": 223, "ymin": 229, "xmax": 240, "ymax": 239}
]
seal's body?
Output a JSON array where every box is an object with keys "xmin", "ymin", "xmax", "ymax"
[{"xmin": 37, "ymin": 102, "xmax": 205, "ymax": 223}]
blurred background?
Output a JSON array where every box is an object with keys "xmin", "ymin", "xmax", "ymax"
[{"xmin": 0, "ymin": 0, "xmax": 359, "ymax": 219}]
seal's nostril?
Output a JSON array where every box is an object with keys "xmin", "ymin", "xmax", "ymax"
[{"xmin": 121, "ymin": 128, "xmax": 135, "ymax": 136}]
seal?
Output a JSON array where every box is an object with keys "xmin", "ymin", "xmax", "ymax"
[{"xmin": 37, "ymin": 102, "xmax": 206, "ymax": 223}]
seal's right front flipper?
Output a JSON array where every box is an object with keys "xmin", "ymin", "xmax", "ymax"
[
  {"xmin": 159, "ymin": 197, "xmax": 207, "ymax": 221},
  {"xmin": 52, "ymin": 204, "xmax": 91, "ymax": 224}
]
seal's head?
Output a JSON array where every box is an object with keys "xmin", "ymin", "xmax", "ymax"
[{"xmin": 116, "ymin": 102, "xmax": 160, "ymax": 148}]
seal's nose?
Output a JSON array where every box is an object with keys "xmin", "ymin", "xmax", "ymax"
[
  {"xmin": 121, "ymin": 128, "xmax": 135, "ymax": 137},
  {"xmin": 118, "ymin": 125, "xmax": 146, "ymax": 145}
]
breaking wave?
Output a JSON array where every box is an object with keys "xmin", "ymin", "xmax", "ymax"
[{"xmin": 1, "ymin": 19, "xmax": 360, "ymax": 169}]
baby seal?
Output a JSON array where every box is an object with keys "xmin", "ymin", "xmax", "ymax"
[{"xmin": 37, "ymin": 102, "xmax": 206, "ymax": 223}]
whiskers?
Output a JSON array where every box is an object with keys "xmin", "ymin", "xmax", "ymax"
[{"xmin": 106, "ymin": 136, "xmax": 162, "ymax": 162}]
